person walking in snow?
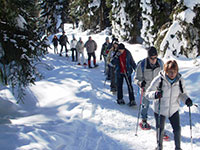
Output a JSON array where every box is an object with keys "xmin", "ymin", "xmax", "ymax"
[
  {"xmin": 134, "ymin": 47, "xmax": 164, "ymax": 130},
  {"xmin": 84, "ymin": 36, "xmax": 98, "ymax": 68},
  {"xmin": 52, "ymin": 35, "xmax": 59, "ymax": 54},
  {"xmin": 76, "ymin": 37, "xmax": 87, "ymax": 66},
  {"xmin": 111, "ymin": 43, "xmax": 137, "ymax": 106},
  {"xmin": 145, "ymin": 60, "xmax": 193, "ymax": 150},
  {"xmin": 100, "ymin": 37, "xmax": 112, "ymax": 76},
  {"xmin": 59, "ymin": 31, "xmax": 69, "ymax": 57},
  {"xmin": 70, "ymin": 35, "xmax": 78, "ymax": 62},
  {"xmin": 106, "ymin": 39, "xmax": 119, "ymax": 93}
]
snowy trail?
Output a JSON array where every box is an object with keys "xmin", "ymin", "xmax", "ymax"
[{"xmin": 0, "ymin": 24, "xmax": 199, "ymax": 150}]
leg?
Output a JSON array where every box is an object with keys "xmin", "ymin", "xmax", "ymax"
[
  {"xmin": 64, "ymin": 44, "xmax": 68, "ymax": 57},
  {"xmin": 71, "ymin": 48, "xmax": 75, "ymax": 61},
  {"xmin": 117, "ymin": 74, "xmax": 124, "ymax": 100},
  {"xmin": 60, "ymin": 45, "xmax": 63, "ymax": 55},
  {"xmin": 92, "ymin": 52, "xmax": 97, "ymax": 66},
  {"xmin": 169, "ymin": 111, "xmax": 181, "ymax": 150},
  {"xmin": 154, "ymin": 113, "xmax": 166, "ymax": 150},
  {"xmin": 124, "ymin": 75, "xmax": 135, "ymax": 101},
  {"xmin": 88, "ymin": 53, "xmax": 92, "ymax": 68},
  {"xmin": 75, "ymin": 49, "xmax": 78, "ymax": 61},
  {"xmin": 110, "ymin": 67, "xmax": 117, "ymax": 91},
  {"xmin": 141, "ymin": 96, "xmax": 150, "ymax": 120}
]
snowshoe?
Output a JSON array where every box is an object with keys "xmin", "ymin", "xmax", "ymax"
[
  {"xmin": 117, "ymin": 99, "xmax": 125, "ymax": 105},
  {"xmin": 94, "ymin": 64, "xmax": 99, "ymax": 68},
  {"xmin": 163, "ymin": 134, "xmax": 170, "ymax": 141},
  {"xmin": 139, "ymin": 120, "xmax": 151, "ymax": 130},
  {"xmin": 128, "ymin": 100, "xmax": 137, "ymax": 107}
]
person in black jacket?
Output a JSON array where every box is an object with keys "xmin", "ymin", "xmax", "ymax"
[
  {"xmin": 59, "ymin": 31, "xmax": 69, "ymax": 57},
  {"xmin": 52, "ymin": 35, "xmax": 58, "ymax": 54},
  {"xmin": 111, "ymin": 43, "xmax": 137, "ymax": 106}
]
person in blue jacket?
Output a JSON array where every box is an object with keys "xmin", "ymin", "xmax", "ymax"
[{"xmin": 111, "ymin": 43, "xmax": 137, "ymax": 106}]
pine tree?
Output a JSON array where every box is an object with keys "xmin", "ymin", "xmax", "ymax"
[{"xmin": 0, "ymin": 0, "xmax": 45, "ymax": 102}]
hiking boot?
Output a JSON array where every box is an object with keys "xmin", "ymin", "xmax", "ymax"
[
  {"xmin": 140, "ymin": 119, "xmax": 151, "ymax": 130},
  {"xmin": 83, "ymin": 63, "xmax": 87, "ymax": 66},
  {"xmin": 88, "ymin": 66, "xmax": 92, "ymax": 68},
  {"xmin": 94, "ymin": 64, "xmax": 99, "ymax": 68},
  {"xmin": 77, "ymin": 63, "xmax": 81, "ymax": 65},
  {"xmin": 117, "ymin": 99, "xmax": 125, "ymax": 105},
  {"xmin": 128, "ymin": 100, "xmax": 136, "ymax": 106}
]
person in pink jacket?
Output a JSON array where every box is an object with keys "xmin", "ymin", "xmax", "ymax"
[{"xmin": 145, "ymin": 60, "xmax": 193, "ymax": 150}]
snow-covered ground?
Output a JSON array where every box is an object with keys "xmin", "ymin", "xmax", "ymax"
[{"xmin": 0, "ymin": 24, "xmax": 200, "ymax": 150}]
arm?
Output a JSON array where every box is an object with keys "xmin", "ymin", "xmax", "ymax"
[
  {"xmin": 178, "ymin": 78, "xmax": 189, "ymax": 103},
  {"xmin": 134, "ymin": 62, "xmax": 144, "ymax": 86},
  {"xmin": 145, "ymin": 76, "xmax": 161, "ymax": 100}
]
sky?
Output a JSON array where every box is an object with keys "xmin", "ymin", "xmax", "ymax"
[{"xmin": 0, "ymin": 23, "xmax": 199, "ymax": 150}]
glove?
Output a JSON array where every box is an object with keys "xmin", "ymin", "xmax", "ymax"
[
  {"xmin": 100, "ymin": 56, "xmax": 102, "ymax": 60},
  {"xmin": 155, "ymin": 90, "xmax": 163, "ymax": 99},
  {"xmin": 185, "ymin": 98, "xmax": 193, "ymax": 107},
  {"xmin": 141, "ymin": 80, "xmax": 146, "ymax": 88},
  {"xmin": 114, "ymin": 51, "xmax": 121, "ymax": 58}
]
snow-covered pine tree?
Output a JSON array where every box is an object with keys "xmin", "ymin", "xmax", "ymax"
[
  {"xmin": 69, "ymin": 0, "xmax": 111, "ymax": 33},
  {"xmin": 155, "ymin": 1, "xmax": 200, "ymax": 58},
  {"xmin": 140, "ymin": 0, "xmax": 177, "ymax": 47},
  {"xmin": 107, "ymin": 0, "xmax": 142, "ymax": 43},
  {"xmin": 0, "ymin": 0, "xmax": 44, "ymax": 102}
]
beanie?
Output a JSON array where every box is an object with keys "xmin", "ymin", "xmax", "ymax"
[
  {"xmin": 148, "ymin": 46, "xmax": 158, "ymax": 57},
  {"xmin": 118, "ymin": 43, "xmax": 125, "ymax": 50}
]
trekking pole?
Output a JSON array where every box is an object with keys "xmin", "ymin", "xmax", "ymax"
[
  {"xmin": 119, "ymin": 60, "xmax": 133, "ymax": 93},
  {"xmin": 104, "ymin": 77, "xmax": 107, "ymax": 86},
  {"xmin": 135, "ymin": 88, "xmax": 144, "ymax": 136},
  {"xmin": 189, "ymin": 106, "xmax": 193, "ymax": 150},
  {"xmin": 157, "ymin": 79, "xmax": 163, "ymax": 149}
]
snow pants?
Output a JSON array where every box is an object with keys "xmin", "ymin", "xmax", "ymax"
[
  {"xmin": 117, "ymin": 74, "xmax": 135, "ymax": 102},
  {"xmin": 154, "ymin": 111, "xmax": 181, "ymax": 150}
]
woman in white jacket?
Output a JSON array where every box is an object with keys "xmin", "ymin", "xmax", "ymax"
[{"xmin": 145, "ymin": 60, "xmax": 193, "ymax": 150}]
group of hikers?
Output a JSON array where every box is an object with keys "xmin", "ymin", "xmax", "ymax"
[
  {"xmin": 52, "ymin": 32, "xmax": 98, "ymax": 68},
  {"xmin": 51, "ymin": 32, "xmax": 193, "ymax": 150},
  {"xmin": 99, "ymin": 36, "xmax": 193, "ymax": 150}
]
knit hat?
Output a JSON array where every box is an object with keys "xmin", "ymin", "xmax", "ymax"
[
  {"xmin": 106, "ymin": 37, "xmax": 109, "ymax": 41},
  {"xmin": 148, "ymin": 46, "xmax": 158, "ymax": 57},
  {"xmin": 112, "ymin": 38, "xmax": 119, "ymax": 44},
  {"xmin": 118, "ymin": 43, "xmax": 125, "ymax": 50}
]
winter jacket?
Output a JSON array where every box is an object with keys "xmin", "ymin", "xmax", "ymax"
[
  {"xmin": 84, "ymin": 40, "xmax": 97, "ymax": 53},
  {"xmin": 52, "ymin": 37, "xmax": 58, "ymax": 46},
  {"xmin": 107, "ymin": 48, "xmax": 117, "ymax": 67},
  {"xmin": 70, "ymin": 39, "xmax": 77, "ymax": 49},
  {"xmin": 111, "ymin": 49, "xmax": 136, "ymax": 77},
  {"xmin": 76, "ymin": 41, "xmax": 84, "ymax": 53},
  {"xmin": 59, "ymin": 35, "xmax": 68, "ymax": 45},
  {"xmin": 134, "ymin": 58, "xmax": 164, "ymax": 91},
  {"xmin": 145, "ymin": 71, "xmax": 189, "ymax": 118},
  {"xmin": 100, "ymin": 42, "xmax": 112, "ymax": 57}
]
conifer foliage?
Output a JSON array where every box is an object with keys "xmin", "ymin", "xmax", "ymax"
[{"xmin": 0, "ymin": 0, "xmax": 44, "ymax": 102}]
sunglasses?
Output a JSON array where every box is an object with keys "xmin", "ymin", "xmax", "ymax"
[{"xmin": 150, "ymin": 56, "xmax": 157, "ymax": 60}]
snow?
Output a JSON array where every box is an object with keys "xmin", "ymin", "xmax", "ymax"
[
  {"xmin": 16, "ymin": 15, "xmax": 27, "ymax": 29},
  {"xmin": 0, "ymin": 24, "xmax": 200, "ymax": 150},
  {"xmin": 177, "ymin": 9, "xmax": 196, "ymax": 23}
]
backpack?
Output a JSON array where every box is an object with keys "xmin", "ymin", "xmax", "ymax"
[
  {"xmin": 159, "ymin": 77, "xmax": 184, "ymax": 93},
  {"xmin": 138, "ymin": 58, "xmax": 163, "ymax": 74}
]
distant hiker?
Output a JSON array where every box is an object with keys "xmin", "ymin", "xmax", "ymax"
[
  {"xmin": 76, "ymin": 37, "xmax": 87, "ymax": 65},
  {"xmin": 100, "ymin": 37, "xmax": 112, "ymax": 75},
  {"xmin": 145, "ymin": 60, "xmax": 193, "ymax": 150},
  {"xmin": 134, "ymin": 46, "xmax": 164, "ymax": 130},
  {"xmin": 111, "ymin": 43, "xmax": 137, "ymax": 106},
  {"xmin": 59, "ymin": 31, "xmax": 69, "ymax": 57},
  {"xmin": 84, "ymin": 36, "xmax": 98, "ymax": 68},
  {"xmin": 70, "ymin": 35, "xmax": 78, "ymax": 61},
  {"xmin": 52, "ymin": 35, "xmax": 58, "ymax": 54},
  {"xmin": 42, "ymin": 36, "xmax": 50, "ymax": 54},
  {"xmin": 106, "ymin": 40, "xmax": 119, "ymax": 93}
]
